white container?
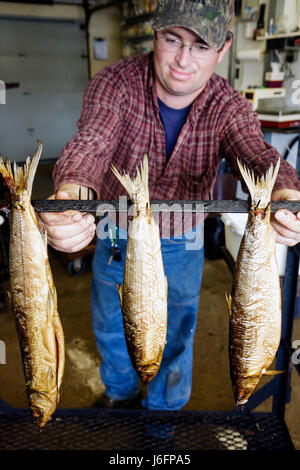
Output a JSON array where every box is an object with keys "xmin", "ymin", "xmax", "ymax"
[
  {"xmin": 276, "ymin": 0, "xmax": 298, "ymax": 33},
  {"xmin": 220, "ymin": 212, "xmax": 299, "ymax": 276}
]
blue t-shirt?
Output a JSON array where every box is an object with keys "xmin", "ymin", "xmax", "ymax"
[{"xmin": 158, "ymin": 98, "xmax": 192, "ymax": 162}]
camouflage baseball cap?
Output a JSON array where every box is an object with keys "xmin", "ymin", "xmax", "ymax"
[{"xmin": 152, "ymin": 0, "xmax": 234, "ymax": 48}]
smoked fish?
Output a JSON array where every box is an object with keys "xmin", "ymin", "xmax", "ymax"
[
  {"xmin": 227, "ymin": 158, "xmax": 282, "ymax": 406},
  {"xmin": 0, "ymin": 142, "xmax": 64, "ymax": 426},
  {"xmin": 111, "ymin": 155, "xmax": 168, "ymax": 383}
]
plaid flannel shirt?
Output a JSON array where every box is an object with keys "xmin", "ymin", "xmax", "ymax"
[{"xmin": 53, "ymin": 52, "xmax": 300, "ymax": 218}]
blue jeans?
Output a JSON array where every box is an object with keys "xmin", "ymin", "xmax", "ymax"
[{"xmin": 91, "ymin": 226, "xmax": 204, "ymax": 410}]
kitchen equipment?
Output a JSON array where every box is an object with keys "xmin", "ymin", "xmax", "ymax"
[
  {"xmin": 265, "ymin": 63, "xmax": 285, "ymax": 88},
  {"xmin": 257, "ymin": 110, "xmax": 300, "ymax": 128},
  {"xmin": 241, "ymin": 87, "xmax": 286, "ymax": 111}
]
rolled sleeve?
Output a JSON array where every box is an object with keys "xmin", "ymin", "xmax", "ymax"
[{"xmin": 53, "ymin": 69, "xmax": 127, "ymax": 197}]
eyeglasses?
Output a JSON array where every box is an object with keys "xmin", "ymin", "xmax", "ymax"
[{"xmin": 155, "ymin": 34, "xmax": 219, "ymax": 60}]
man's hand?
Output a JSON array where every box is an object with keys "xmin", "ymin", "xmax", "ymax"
[
  {"xmin": 38, "ymin": 183, "xmax": 96, "ymax": 253},
  {"xmin": 271, "ymin": 188, "xmax": 300, "ymax": 247}
]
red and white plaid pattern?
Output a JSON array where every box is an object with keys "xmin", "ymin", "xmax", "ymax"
[{"xmin": 53, "ymin": 53, "xmax": 300, "ymax": 201}]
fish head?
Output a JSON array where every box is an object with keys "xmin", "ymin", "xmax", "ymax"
[
  {"xmin": 29, "ymin": 391, "xmax": 57, "ymax": 427},
  {"xmin": 233, "ymin": 373, "xmax": 261, "ymax": 406}
]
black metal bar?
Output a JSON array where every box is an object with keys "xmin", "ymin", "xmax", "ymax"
[
  {"xmin": 243, "ymin": 379, "xmax": 278, "ymax": 412},
  {"xmin": 0, "ymin": 398, "xmax": 13, "ymax": 414},
  {"xmin": 219, "ymin": 246, "xmax": 235, "ymax": 274},
  {"xmin": 82, "ymin": 0, "xmax": 91, "ymax": 80},
  {"xmin": 1, "ymin": 199, "xmax": 299, "ymax": 214}
]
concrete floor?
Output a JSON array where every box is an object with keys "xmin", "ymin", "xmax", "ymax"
[{"xmin": 0, "ymin": 164, "xmax": 300, "ymax": 449}]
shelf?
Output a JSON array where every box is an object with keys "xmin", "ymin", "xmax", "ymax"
[
  {"xmin": 256, "ymin": 31, "xmax": 300, "ymax": 41},
  {"xmin": 123, "ymin": 12, "xmax": 154, "ymax": 26},
  {"xmin": 88, "ymin": 0, "xmax": 127, "ymax": 13},
  {"xmin": 122, "ymin": 34, "xmax": 153, "ymax": 43}
]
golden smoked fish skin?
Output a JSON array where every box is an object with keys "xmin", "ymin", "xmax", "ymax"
[
  {"xmin": 111, "ymin": 156, "xmax": 168, "ymax": 383},
  {"xmin": 227, "ymin": 158, "xmax": 282, "ymax": 406},
  {"xmin": 0, "ymin": 142, "xmax": 64, "ymax": 426}
]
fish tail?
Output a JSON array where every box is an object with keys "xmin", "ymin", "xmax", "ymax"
[
  {"xmin": 237, "ymin": 157, "xmax": 280, "ymax": 207},
  {"xmin": 111, "ymin": 154, "xmax": 149, "ymax": 203},
  {"xmin": 0, "ymin": 155, "xmax": 15, "ymax": 195},
  {"xmin": 23, "ymin": 140, "xmax": 43, "ymax": 197},
  {"xmin": 0, "ymin": 140, "xmax": 43, "ymax": 197}
]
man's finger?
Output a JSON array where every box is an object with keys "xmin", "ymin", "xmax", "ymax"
[
  {"xmin": 271, "ymin": 218, "xmax": 299, "ymax": 243},
  {"xmin": 38, "ymin": 190, "xmax": 86, "ymax": 225},
  {"xmin": 275, "ymin": 232, "xmax": 298, "ymax": 247},
  {"xmin": 44, "ymin": 215, "xmax": 95, "ymax": 240},
  {"xmin": 47, "ymin": 223, "xmax": 96, "ymax": 252},
  {"xmin": 67, "ymin": 232, "xmax": 96, "ymax": 254},
  {"xmin": 274, "ymin": 210, "xmax": 300, "ymax": 235}
]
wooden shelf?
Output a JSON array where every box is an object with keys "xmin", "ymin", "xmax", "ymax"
[
  {"xmin": 88, "ymin": 0, "xmax": 127, "ymax": 13},
  {"xmin": 256, "ymin": 31, "xmax": 300, "ymax": 41},
  {"xmin": 122, "ymin": 34, "xmax": 153, "ymax": 43},
  {"xmin": 123, "ymin": 12, "xmax": 154, "ymax": 26}
]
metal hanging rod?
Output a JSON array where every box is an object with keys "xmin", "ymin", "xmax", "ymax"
[{"xmin": 2, "ymin": 199, "xmax": 298, "ymax": 214}]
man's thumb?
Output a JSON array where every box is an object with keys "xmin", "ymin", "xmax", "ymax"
[{"xmin": 55, "ymin": 190, "xmax": 76, "ymax": 200}]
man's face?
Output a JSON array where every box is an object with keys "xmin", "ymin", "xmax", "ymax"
[{"xmin": 153, "ymin": 27, "xmax": 232, "ymax": 105}]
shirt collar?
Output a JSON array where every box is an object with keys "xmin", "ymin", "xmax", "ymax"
[{"xmin": 147, "ymin": 52, "xmax": 214, "ymax": 123}]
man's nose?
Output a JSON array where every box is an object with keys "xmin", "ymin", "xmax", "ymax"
[{"xmin": 175, "ymin": 44, "xmax": 192, "ymax": 66}]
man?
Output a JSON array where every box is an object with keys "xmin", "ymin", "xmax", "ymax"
[{"xmin": 39, "ymin": 0, "xmax": 300, "ymax": 410}]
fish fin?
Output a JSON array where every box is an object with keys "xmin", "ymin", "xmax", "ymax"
[
  {"xmin": 110, "ymin": 155, "xmax": 149, "ymax": 203},
  {"xmin": 237, "ymin": 157, "xmax": 280, "ymax": 206},
  {"xmin": 47, "ymin": 285, "xmax": 65, "ymax": 391},
  {"xmin": 53, "ymin": 304, "xmax": 65, "ymax": 391},
  {"xmin": 225, "ymin": 292, "xmax": 232, "ymax": 317},
  {"xmin": 0, "ymin": 141, "xmax": 43, "ymax": 198},
  {"xmin": 262, "ymin": 369, "xmax": 284, "ymax": 376},
  {"xmin": 117, "ymin": 284, "xmax": 123, "ymax": 307},
  {"xmin": 6, "ymin": 290, "xmax": 11, "ymax": 305},
  {"xmin": 0, "ymin": 156, "xmax": 15, "ymax": 195},
  {"xmin": 40, "ymin": 226, "xmax": 48, "ymax": 250},
  {"xmin": 24, "ymin": 140, "xmax": 43, "ymax": 198}
]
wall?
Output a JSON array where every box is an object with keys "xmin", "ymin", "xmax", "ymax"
[
  {"xmin": 0, "ymin": 1, "xmax": 84, "ymax": 20},
  {"xmin": 0, "ymin": 2, "xmax": 88, "ymax": 160},
  {"xmin": 89, "ymin": 7, "xmax": 122, "ymax": 77}
]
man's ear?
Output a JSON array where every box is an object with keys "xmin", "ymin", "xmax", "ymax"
[{"xmin": 217, "ymin": 37, "xmax": 233, "ymax": 64}]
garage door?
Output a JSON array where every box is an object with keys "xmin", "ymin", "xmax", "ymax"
[{"xmin": 0, "ymin": 15, "xmax": 88, "ymax": 161}]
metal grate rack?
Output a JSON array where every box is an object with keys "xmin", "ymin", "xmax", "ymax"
[{"xmin": 0, "ymin": 408, "xmax": 294, "ymax": 451}]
